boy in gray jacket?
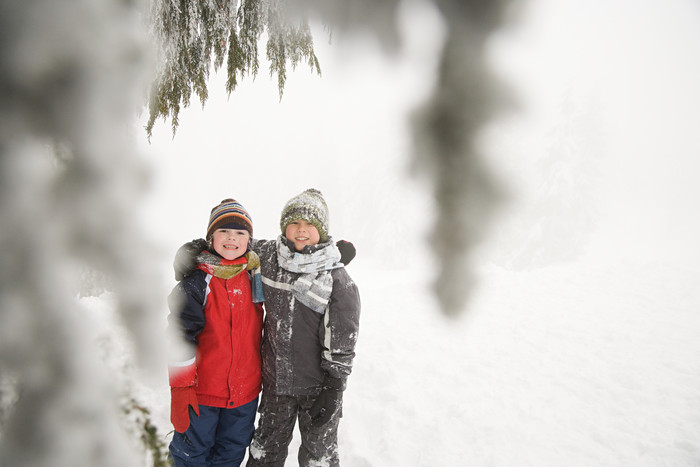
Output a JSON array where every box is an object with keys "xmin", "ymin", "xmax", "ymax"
[{"xmin": 247, "ymin": 189, "xmax": 361, "ymax": 467}]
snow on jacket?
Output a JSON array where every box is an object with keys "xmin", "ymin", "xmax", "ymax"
[
  {"xmin": 253, "ymin": 236, "xmax": 361, "ymax": 396},
  {"xmin": 168, "ymin": 254, "xmax": 264, "ymax": 408}
]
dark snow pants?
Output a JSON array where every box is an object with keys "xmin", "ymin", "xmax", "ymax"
[
  {"xmin": 246, "ymin": 391, "xmax": 342, "ymax": 467},
  {"xmin": 170, "ymin": 398, "xmax": 258, "ymax": 467}
]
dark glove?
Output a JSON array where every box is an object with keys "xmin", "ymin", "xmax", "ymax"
[
  {"xmin": 174, "ymin": 238, "xmax": 209, "ymax": 281},
  {"xmin": 336, "ymin": 240, "xmax": 356, "ymax": 266},
  {"xmin": 170, "ymin": 386, "xmax": 199, "ymax": 433},
  {"xmin": 309, "ymin": 376, "xmax": 345, "ymax": 427}
]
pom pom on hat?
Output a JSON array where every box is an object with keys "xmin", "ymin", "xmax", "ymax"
[
  {"xmin": 280, "ymin": 189, "xmax": 330, "ymax": 242},
  {"xmin": 207, "ymin": 198, "xmax": 253, "ymax": 240}
]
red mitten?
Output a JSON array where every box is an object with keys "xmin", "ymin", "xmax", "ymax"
[{"xmin": 170, "ymin": 386, "xmax": 199, "ymax": 433}]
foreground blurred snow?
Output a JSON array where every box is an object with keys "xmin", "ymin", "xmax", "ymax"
[{"xmin": 0, "ymin": 0, "xmax": 163, "ymax": 465}]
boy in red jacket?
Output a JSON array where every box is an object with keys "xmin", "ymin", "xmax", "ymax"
[{"xmin": 167, "ymin": 198, "xmax": 265, "ymax": 467}]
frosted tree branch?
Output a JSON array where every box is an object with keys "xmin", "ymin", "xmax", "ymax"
[{"xmin": 0, "ymin": 0, "xmax": 161, "ymax": 465}]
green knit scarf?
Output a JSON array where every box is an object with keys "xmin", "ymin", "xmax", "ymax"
[{"xmin": 196, "ymin": 250, "xmax": 261, "ymax": 279}]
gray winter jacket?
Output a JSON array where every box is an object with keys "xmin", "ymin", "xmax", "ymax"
[{"xmin": 254, "ymin": 237, "xmax": 361, "ymax": 396}]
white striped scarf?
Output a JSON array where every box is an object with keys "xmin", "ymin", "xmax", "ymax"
[{"xmin": 276, "ymin": 236, "xmax": 344, "ymax": 314}]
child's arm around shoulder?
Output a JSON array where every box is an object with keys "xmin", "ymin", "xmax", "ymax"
[
  {"xmin": 173, "ymin": 238, "xmax": 208, "ymax": 281},
  {"xmin": 172, "ymin": 236, "xmax": 355, "ymax": 279}
]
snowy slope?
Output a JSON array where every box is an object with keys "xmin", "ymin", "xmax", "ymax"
[
  {"xmin": 111, "ymin": 254, "xmax": 700, "ymax": 466},
  {"xmin": 337, "ymin": 258, "xmax": 700, "ymax": 466}
]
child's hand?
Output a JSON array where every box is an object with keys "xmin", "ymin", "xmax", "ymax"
[
  {"xmin": 309, "ymin": 376, "xmax": 345, "ymax": 427},
  {"xmin": 174, "ymin": 238, "xmax": 209, "ymax": 280},
  {"xmin": 170, "ymin": 386, "xmax": 199, "ymax": 433},
  {"xmin": 336, "ymin": 240, "xmax": 356, "ymax": 266}
]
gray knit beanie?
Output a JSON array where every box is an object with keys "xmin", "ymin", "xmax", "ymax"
[{"xmin": 280, "ymin": 188, "xmax": 330, "ymax": 242}]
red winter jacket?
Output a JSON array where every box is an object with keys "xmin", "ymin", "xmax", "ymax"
[{"xmin": 168, "ymin": 255, "xmax": 264, "ymax": 409}]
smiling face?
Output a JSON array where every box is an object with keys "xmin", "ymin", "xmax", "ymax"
[
  {"xmin": 285, "ymin": 220, "xmax": 321, "ymax": 252},
  {"xmin": 211, "ymin": 228, "xmax": 250, "ymax": 260}
]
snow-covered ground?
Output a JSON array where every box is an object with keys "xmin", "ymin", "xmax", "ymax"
[
  {"xmin": 340, "ymin": 257, "xmax": 700, "ymax": 466},
  {"xmin": 102, "ymin": 251, "xmax": 700, "ymax": 466}
]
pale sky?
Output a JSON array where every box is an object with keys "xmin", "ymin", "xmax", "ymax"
[{"xmin": 138, "ymin": 0, "xmax": 700, "ymax": 270}]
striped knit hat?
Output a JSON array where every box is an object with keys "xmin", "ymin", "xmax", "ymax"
[
  {"xmin": 206, "ymin": 198, "xmax": 253, "ymax": 240},
  {"xmin": 280, "ymin": 188, "xmax": 329, "ymax": 242}
]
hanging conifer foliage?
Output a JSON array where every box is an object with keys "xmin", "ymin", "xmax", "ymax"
[{"xmin": 146, "ymin": 0, "xmax": 321, "ymax": 137}]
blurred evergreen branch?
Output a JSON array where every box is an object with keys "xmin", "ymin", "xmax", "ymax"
[{"xmin": 146, "ymin": 0, "xmax": 321, "ymax": 138}]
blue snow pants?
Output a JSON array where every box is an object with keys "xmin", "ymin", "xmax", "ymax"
[{"xmin": 170, "ymin": 397, "xmax": 258, "ymax": 467}]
